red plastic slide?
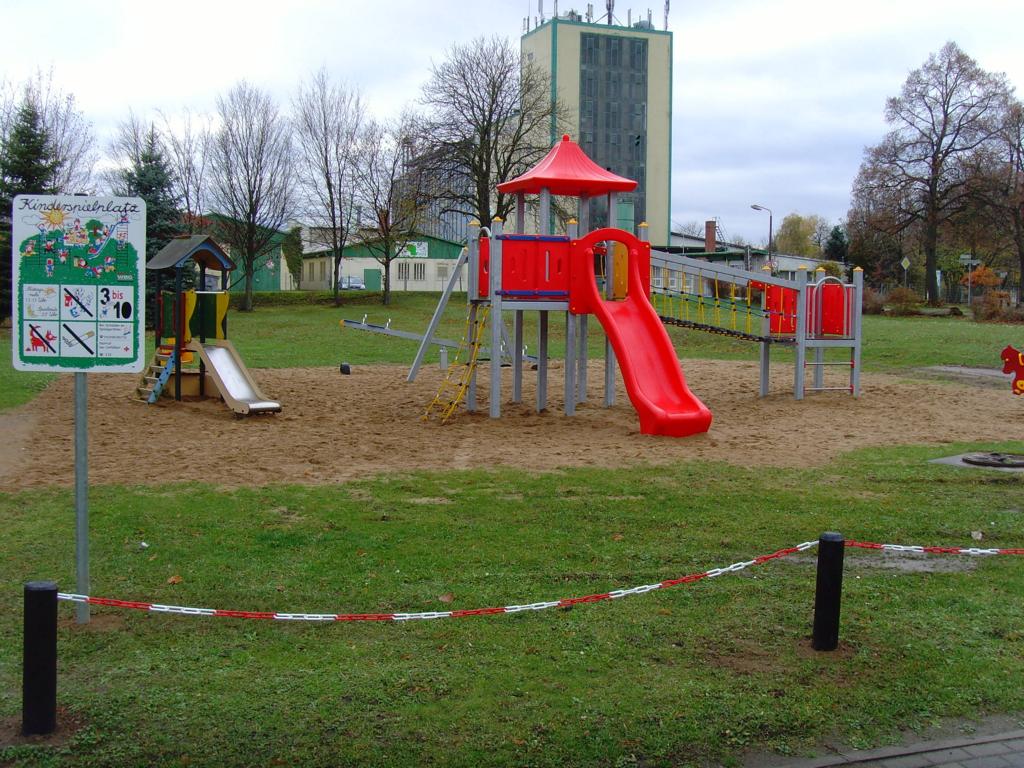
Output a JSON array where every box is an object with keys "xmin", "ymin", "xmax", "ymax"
[{"xmin": 573, "ymin": 230, "xmax": 712, "ymax": 437}]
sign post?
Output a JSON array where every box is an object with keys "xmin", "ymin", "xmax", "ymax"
[
  {"xmin": 900, "ymin": 256, "xmax": 911, "ymax": 288},
  {"xmin": 959, "ymin": 253, "xmax": 981, "ymax": 307},
  {"xmin": 11, "ymin": 195, "xmax": 146, "ymax": 623}
]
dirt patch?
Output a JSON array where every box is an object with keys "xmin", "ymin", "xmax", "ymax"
[
  {"xmin": 0, "ymin": 360, "xmax": 1019, "ymax": 491},
  {"xmin": 916, "ymin": 365, "xmax": 1010, "ymax": 389},
  {"xmin": 0, "ymin": 707, "xmax": 84, "ymax": 749},
  {"xmin": 58, "ymin": 612, "xmax": 126, "ymax": 632},
  {"xmin": 703, "ymin": 638, "xmax": 856, "ymax": 677}
]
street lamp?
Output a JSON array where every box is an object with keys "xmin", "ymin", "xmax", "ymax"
[{"xmin": 751, "ymin": 204, "xmax": 773, "ymax": 270}]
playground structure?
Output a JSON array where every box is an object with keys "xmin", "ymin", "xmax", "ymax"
[
  {"xmin": 137, "ymin": 236, "xmax": 281, "ymax": 415},
  {"xmin": 415, "ymin": 134, "xmax": 713, "ymax": 437},
  {"xmin": 410, "ymin": 135, "xmax": 864, "ymax": 434},
  {"xmin": 650, "ymin": 254, "xmax": 864, "ymax": 399}
]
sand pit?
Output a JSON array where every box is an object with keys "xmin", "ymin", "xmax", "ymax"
[{"xmin": 0, "ymin": 359, "xmax": 1018, "ymax": 491}]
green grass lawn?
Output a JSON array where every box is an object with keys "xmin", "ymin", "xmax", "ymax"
[
  {"xmin": 1, "ymin": 297, "xmax": 1023, "ymax": 766},
  {"xmin": 1, "ymin": 444, "xmax": 1023, "ymax": 767}
]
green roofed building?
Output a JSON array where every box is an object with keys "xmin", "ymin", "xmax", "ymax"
[
  {"xmin": 301, "ymin": 232, "xmax": 466, "ymax": 293},
  {"xmin": 192, "ymin": 212, "xmax": 294, "ymax": 293}
]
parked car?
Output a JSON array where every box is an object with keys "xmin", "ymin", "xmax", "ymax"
[{"xmin": 338, "ymin": 276, "xmax": 366, "ymax": 290}]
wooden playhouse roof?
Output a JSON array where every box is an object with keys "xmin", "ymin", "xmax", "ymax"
[
  {"xmin": 497, "ymin": 134, "xmax": 637, "ymax": 197},
  {"xmin": 146, "ymin": 235, "xmax": 235, "ymax": 272}
]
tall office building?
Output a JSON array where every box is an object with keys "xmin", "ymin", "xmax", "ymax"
[{"xmin": 521, "ymin": 6, "xmax": 672, "ymax": 245}]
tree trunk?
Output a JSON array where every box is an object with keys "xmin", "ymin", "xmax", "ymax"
[
  {"xmin": 243, "ymin": 261, "xmax": 255, "ymax": 312},
  {"xmin": 333, "ymin": 252, "xmax": 342, "ymax": 306},
  {"xmin": 383, "ymin": 262, "xmax": 391, "ymax": 305},
  {"xmin": 923, "ymin": 212, "xmax": 940, "ymax": 304}
]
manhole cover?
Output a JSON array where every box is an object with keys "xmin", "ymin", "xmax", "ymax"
[{"xmin": 962, "ymin": 452, "xmax": 1024, "ymax": 468}]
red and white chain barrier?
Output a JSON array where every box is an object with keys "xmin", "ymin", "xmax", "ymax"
[
  {"xmin": 846, "ymin": 541, "xmax": 1024, "ymax": 556},
  {"xmin": 55, "ymin": 539, "xmax": 1022, "ymax": 623}
]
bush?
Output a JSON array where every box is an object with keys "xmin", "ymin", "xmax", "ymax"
[
  {"xmin": 972, "ymin": 291, "xmax": 1024, "ymax": 323},
  {"xmin": 886, "ymin": 287, "xmax": 922, "ymax": 316},
  {"xmin": 228, "ymin": 290, "xmax": 373, "ymax": 310},
  {"xmin": 862, "ymin": 288, "xmax": 886, "ymax": 315}
]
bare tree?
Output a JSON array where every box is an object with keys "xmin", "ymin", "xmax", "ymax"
[
  {"xmin": 855, "ymin": 42, "xmax": 1010, "ymax": 303},
  {"xmin": 209, "ymin": 81, "xmax": 294, "ymax": 311},
  {"xmin": 967, "ymin": 99, "xmax": 1024, "ymax": 303},
  {"xmin": 354, "ymin": 116, "xmax": 427, "ymax": 306},
  {"xmin": 419, "ymin": 35, "xmax": 561, "ymax": 228},
  {"xmin": 161, "ymin": 109, "xmax": 212, "ymax": 234},
  {"xmin": 672, "ymin": 220, "xmax": 704, "ymax": 237},
  {"xmin": 101, "ymin": 110, "xmax": 148, "ymax": 193},
  {"xmin": 1, "ymin": 69, "xmax": 96, "ymax": 193},
  {"xmin": 292, "ymin": 68, "xmax": 364, "ymax": 304}
]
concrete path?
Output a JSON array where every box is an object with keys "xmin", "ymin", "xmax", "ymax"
[{"xmin": 766, "ymin": 730, "xmax": 1024, "ymax": 768}]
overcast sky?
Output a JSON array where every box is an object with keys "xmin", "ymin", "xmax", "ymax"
[{"xmin": 2, "ymin": 0, "xmax": 1022, "ymax": 244}]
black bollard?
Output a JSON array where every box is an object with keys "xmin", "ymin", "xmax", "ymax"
[
  {"xmin": 812, "ymin": 532, "xmax": 845, "ymax": 651},
  {"xmin": 22, "ymin": 581, "xmax": 58, "ymax": 736}
]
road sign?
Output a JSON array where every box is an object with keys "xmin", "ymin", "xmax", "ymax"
[
  {"xmin": 900, "ymin": 256, "xmax": 910, "ymax": 270},
  {"xmin": 11, "ymin": 195, "xmax": 146, "ymax": 373}
]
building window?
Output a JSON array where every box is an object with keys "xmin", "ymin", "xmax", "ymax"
[
  {"xmin": 606, "ymin": 37, "xmax": 622, "ymax": 67},
  {"xmin": 413, "ymin": 262, "xmax": 426, "ymax": 281},
  {"xmin": 630, "ymin": 40, "xmax": 647, "ymax": 71},
  {"xmin": 319, "ymin": 261, "xmax": 326, "ymax": 282},
  {"xmin": 582, "ymin": 35, "xmax": 599, "ymax": 65},
  {"xmin": 306, "ymin": 262, "xmax": 314, "ymax": 282},
  {"xmin": 397, "ymin": 262, "xmax": 410, "ymax": 281}
]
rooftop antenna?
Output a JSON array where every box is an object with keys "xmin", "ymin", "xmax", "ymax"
[
  {"xmin": 647, "ymin": 8, "xmax": 652, "ymax": 26},
  {"xmin": 538, "ymin": 0, "xmax": 544, "ymax": 22},
  {"xmin": 627, "ymin": 8, "xmax": 631, "ymax": 25},
  {"xmin": 664, "ymin": 0, "xmax": 670, "ymax": 30},
  {"xmin": 586, "ymin": 3, "xmax": 593, "ymax": 21},
  {"xmin": 606, "ymin": 0, "xmax": 614, "ymax": 24},
  {"xmin": 553, "ymin": 0, "xmax": 558, "ymax": 17}
]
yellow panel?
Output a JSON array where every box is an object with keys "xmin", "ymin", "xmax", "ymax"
[
  {"xmin": 613, "ymin": 242, "xmax": 629, "ymax": 299},
  {"xmin": 215, "ymin": 291, "xmax": 229, "ymax": 339},
  {"xmin": 182, "ymin": 291, "xmax": 197, "ymax": 344}
]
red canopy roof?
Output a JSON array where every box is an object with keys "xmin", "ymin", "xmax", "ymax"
[{"xmin": 497, "ymin": 135, "xmax": 637, "ymax": 197}]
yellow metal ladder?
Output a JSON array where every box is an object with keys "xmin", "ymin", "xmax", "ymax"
[{"xmin": 423, "ymin": 305, "xmax": 490, "ymax": 424}]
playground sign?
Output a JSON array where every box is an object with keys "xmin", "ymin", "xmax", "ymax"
[{"xmin": 11, "ymin": 195, "xmax": 146, "ymax": 373}]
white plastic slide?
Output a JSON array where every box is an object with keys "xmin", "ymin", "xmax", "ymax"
[{"xmin": 187, "ymin": 339, "xmax": 281, "ymax": 415}]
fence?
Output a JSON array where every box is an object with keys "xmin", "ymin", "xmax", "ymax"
[{"xmin": 19, "ymin": 533, "xmax": 1022, "ymax": 735}]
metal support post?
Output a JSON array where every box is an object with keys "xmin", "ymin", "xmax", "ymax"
[
  {"xmin": 794, "ymin": 267, "xmax": 808, "ymax": 400},
  {"xmin": 22, "ymin": 581, "xmax": 57, "ymax": 736},
  {"xmin": 516, "ymin": 194, "xmax": 526, "ymax": 234},
  {"xmin": 489, "ymin": 218, "xmax": 504, "ymax": 418},
  {"xmin": 813, "ymin": 347, "xmax": 825, "ymax": 391},
  {"xmin": 408, "ymin": 246, "xmax": 470, "ymax": 382},
  {"xmin": 565, "ymin": 312, "xmax": 577, "ymax": 415},
  {"xmin": 759, "ymin": 265, "xmax": 771, "ymax": 397},
  {"xmin": 578, "ymin": 315, "xmax": 588, "ymax": 404},
  {"xmin": 539, "ymin": 189, "xmax": 551, "ymax": 236},
  {"xmin": 74, "ymin": 373, "xmax": 89, "ymax": 624},
  {"xmin": 513, "ymin": 310, "xmax": 524, "ymax": 403},
  {"xmin": 812, "ymin": 532, "xmax": 845, "ymax": 651},
  {"xmin": 602, "ymin": 192, "xmax": 618, "ymax": 409},
  {"xmin": 851, "ymin": 268, "xmax": 863, "ymax": 397},
  {"xmin": 538, "ymin": 311, "xmax": 549, "ymax": 411}
]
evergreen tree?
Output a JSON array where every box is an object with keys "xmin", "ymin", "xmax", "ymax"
[
  {"xmin": 0, "ymin": 99, "xmax": 60, "ymax": 319},
  {"xmin": 824, "ymin": 225, "xmax": 849, "ymax": 263},
  {"xmin": 116, "ymin": 126, "xmax": 183, "ymax": 324},
  {"xmin": 281, "ymin": 225, "xmax": 304, "ymax": 289}
]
